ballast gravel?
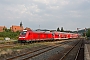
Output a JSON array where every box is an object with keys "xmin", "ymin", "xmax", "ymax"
[{"xmin": 28, "ymin": 40, "xmax": 78, "ymax": 60}]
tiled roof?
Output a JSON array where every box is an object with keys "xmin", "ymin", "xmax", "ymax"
[
  {"xmin": 24, "ymin": 27, "xmax": 32, "ymax": 31},
  {"xmin": 11, "ymin": 25, "xmax": 23, "ymax": 32}
]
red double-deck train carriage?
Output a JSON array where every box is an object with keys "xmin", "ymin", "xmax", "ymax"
[{"xmin": 18, "ymin": 30, "xmax": 80, "ymax": 43}]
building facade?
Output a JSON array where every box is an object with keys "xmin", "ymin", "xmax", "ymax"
[
  {"xmin": 24, "ymin": 27, "xmax": 32, "ymax": 31},
  {"xmin": 0, "ymin": 26, "xmax": 7, "ymax": 32},
  {"xmin": 10, "ymin": 25, "xmax": 23, "ymax": 32},
  {"xmin": 10, "ymin": 22, "xmax": 24, "ymax": 32}
]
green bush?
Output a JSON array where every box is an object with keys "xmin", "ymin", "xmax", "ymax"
[
  {"xmin": 0, "ymin": 31, "xmax": 20, "ymax": 40},
  {"xmin": 86, "ymin": 29, "xmax": 90, "ymax": 37}
]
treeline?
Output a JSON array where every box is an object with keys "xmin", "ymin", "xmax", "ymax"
[
  {"xmin": 77, "ymin": 28, "xmax": 90, "ymax": 37},
  {"xmin": 86, "ymin": 28, "xmax": 90, "ymax": 37},
  {"xmin": 0, "ymin": 29, "xmax": 20, "ymax": 39},
  {"xmin": 57, "ymin": 27, "xmax": 90, "ymax": 37},
  {"xmin": 57, "ymin": 27, "xmax": 73, "ymax": 33}
]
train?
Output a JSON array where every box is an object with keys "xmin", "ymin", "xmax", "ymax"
[{"xmin": 18, "ymin": 30, "xmax": 80, "ymax": 43}]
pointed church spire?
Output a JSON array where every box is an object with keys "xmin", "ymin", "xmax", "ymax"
[{"xmin": 20, "ymin": 21, "xmax": 23, "ymax": 27}]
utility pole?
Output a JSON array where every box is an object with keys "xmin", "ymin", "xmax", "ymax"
[
  {"xmin": 38, "ymin": 25, "xmax": 40, "ymax": 31},
  {"xmin": 77, "ymin": 28, "xmax": 80, "ymax": 33},
  {"xmin": 77, "ymin": 28, "xmax": 81, "ymax": 40},
  {"xmin": 85, "ymin": 28, "xmax": 87, "ymax": 39}
]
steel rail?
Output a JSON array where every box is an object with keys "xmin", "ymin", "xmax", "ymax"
[
  {"xmin": 59, "ymin": 40, "xmax": 82, "ymax": 60},
  {"xmin": 6, "ymin": 40, "xmax": 71, "ymax": 60},
  {"xmin": 74, "ymin": 40, "xmax": 83, "ymax": 60}
]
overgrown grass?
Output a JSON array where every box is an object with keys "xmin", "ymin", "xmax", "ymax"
[
  {"xmin": 0, "ymin": 37, "xmax": 4, "ymax": 40},
  {"xmin": 11, "ymin": 43, "xmax": 42, "ymax": 50},
  {"xmin": 0, "ymin": 40, "xmax": 18, "ymax": 44},
  {"xmin": 0, "ymin": 41, "xmax": 55, "ymax": 57}
]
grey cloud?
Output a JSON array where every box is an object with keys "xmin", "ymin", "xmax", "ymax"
[{"xmin": 0, "ymin": 0, "xmax": 90, "ymax": 30}]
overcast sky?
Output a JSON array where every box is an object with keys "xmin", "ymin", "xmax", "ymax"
[{"xmin": 0, "ymin": 0, "xmax": 90, "ymax": 31}]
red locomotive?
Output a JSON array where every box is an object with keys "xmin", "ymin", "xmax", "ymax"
[{"xmin": 18, "ymin": 30, "xmax": 80, "ymax": 43}]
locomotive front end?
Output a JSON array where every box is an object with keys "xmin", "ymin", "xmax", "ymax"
[{"xmin": 18, "ymin": 30, "xmax": 27, "ymax": 43}]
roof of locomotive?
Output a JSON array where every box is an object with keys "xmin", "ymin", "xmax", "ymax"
[
  {"xmin": 23, "ymin": 30, "xmax": 52, "ymax": 34},
  {"xmin": 33, "ymin": 30, "xmax": 52, "ymax": 33}
]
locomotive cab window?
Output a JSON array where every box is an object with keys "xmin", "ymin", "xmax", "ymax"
[{"xmin": 20, "ymin": 31, "xmax": 27, "ymax": 35}]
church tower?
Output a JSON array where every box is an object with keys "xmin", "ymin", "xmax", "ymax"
[
  {"xmin": 20, "ymin": 21, "xmax": 23, "ymax": 27},
  {"xmin": 20, "ymin": 21, "xmax": 23, "ymax": 31}
]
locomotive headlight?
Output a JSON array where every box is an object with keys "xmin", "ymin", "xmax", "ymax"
[{"xmin": 19, "ymin": 37, "xmax": 25, "ymax": 38}]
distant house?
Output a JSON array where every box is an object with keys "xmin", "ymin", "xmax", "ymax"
[
  {"xmin": 10, "ymin": 25, "xmax": 23, "ymax": 32},
  {"xmin": 0, "ymin": 26, "xmax": 7, "ymax": 32},
  {"xmin": 24, "ymin": 27, "xmax": 32, "ymax": 31}
]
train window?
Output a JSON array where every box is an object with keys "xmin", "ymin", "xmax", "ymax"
[
  {"xmin": 52, "ymin": 33, "xmax": 54, "ymax": 36},
  {"xmin": 20, "ymin": 31, "xmax": 27, "ymax": 35}
]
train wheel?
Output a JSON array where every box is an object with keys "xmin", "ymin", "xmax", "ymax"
[{"xmin": 18, "ymin": 40, "xmax": 21, "ymax": 43}]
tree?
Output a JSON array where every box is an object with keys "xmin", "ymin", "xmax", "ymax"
[
  {"xmin": 57, "ymin": 27, "xmax": 60, "ymax": 31},
  {"xmin": 61, "ymin": 27, "xmax": 64, "ymax": 32},
  {"xmin": 5, "ymin": 29, "xmax": 11, "ymax": 32},
  {"xmin": 3, "ymin": 27, "xmax": 7, "ymax": 32},
  {"xmin": 0, "ymin": 29, "xmax": 20, "ymax": 39},
  {"xmin": 86, "ymin": 29, "xmax": 90, "ymax": 37}
]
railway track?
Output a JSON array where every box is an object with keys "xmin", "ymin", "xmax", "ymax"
[
  {"xmin": 0, "ymin": 39, "xmax": 77, "ymax": 49},
  {"xmin": 74, "ymin": 40, "xmax": 84, "ymax": 60},
  {"xmin": 0, "ymin": 41, "xmax": 19, "ymax": 49},
  {"xmin": 0, "ymin": 43, "xmax": 20, "ymax": 49},
  {"xmin": 6, "ymin": 40, "xmax": 76, "ymax": 60},
  {"xmin": 59, "ymin": 39, "xmax": 83, "ymax": 60},
  {"xmin": 0, "ymin": 45, "xmax": 15, "ymax": 49}
]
